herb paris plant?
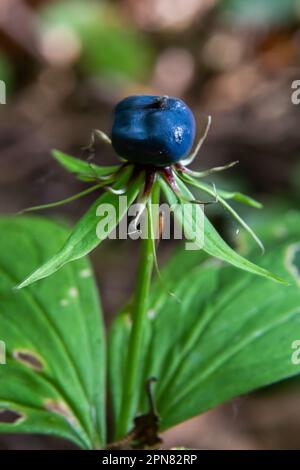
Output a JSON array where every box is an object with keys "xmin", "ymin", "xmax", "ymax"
[
  {"xmin": 0, "ymin": 96, "xmax": 292, "ymax": 448},
  {"xmin": 17, "ymin": 95, "xmax": 284, "ymax": 288},
  {"xmin": 0, "ymin": 213, "xmax": 298, "ymax": 449}
]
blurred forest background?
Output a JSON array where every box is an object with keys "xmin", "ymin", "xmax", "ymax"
[{"xmin": 0, "ymin": 0, "xmax": 300, "ymax": 450}]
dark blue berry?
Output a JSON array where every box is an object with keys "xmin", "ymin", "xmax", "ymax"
[{"xmin": 111, "ymin": 95, "xmax": 196, "ymax": 166}]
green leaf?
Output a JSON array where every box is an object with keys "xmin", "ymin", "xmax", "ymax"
[
  {"xmin": 19, "ymin": 183, "xmax": 104, "ymax": 215},
  {"xmin": 213, "ymin": 188, "xmax": 262, "ymax": 209},
  {"xmin": 109, "ymin": 212, "xmax": 300, "ymax": 434},
  {"xmin": 0, "ymin": 217, "xmax": 105, "ymax": 448},
  {"xmin": 159, "ymin": 176, "xmax": 285, "ymax": 284},
  {"xmin": 180, "ymin": 173, "xmax": 264, "ymax": 251},
  {"xmin": 181, "ymin": 174, "xmax": 262, "ymax": 209},
  {"xmin": 240, "ymin": 210, "xmax": 300, "ymax": 255},
  {"xmin": 17, "ymin": 168, "xmax": 142, "ymax": 289},
  {"xmin": 52, "ymin": 149, "xmax": 119, "ymax": 181}
]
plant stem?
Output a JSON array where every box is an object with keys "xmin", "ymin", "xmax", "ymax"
[{"xmin": 116, "ymin": 185, "xmax": 158, "ymax": 438}]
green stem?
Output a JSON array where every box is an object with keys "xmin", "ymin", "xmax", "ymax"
[{"xmin": 116, "ymin": 185, "xmax": 159, "ymax": 438}]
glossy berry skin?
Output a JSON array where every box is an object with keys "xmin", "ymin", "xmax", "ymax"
[{"xmin": 111, "ymin": 95, "xmax": 196, "ymax": 166}]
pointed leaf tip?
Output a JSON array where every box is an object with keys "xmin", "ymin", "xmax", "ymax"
[
  {"xmin": 17, "ymin": 169, "xmax": 142, "ymax": 289},
  {"xmin": 52, "ymin": 149, "xmax": 119, "ymax": 180},
  {"xmin": 159, "ymin": 176, "xmax": 288, "ymax": 285}
]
